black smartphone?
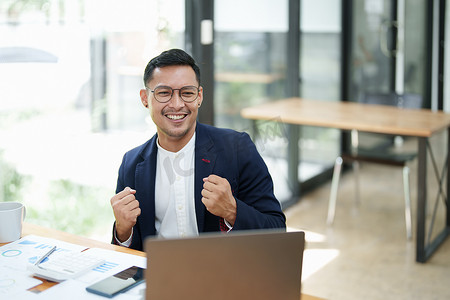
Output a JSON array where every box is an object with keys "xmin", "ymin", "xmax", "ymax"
[{"xmin": 85, "ymin": 266, "xmax": 145, "ymax": 298}]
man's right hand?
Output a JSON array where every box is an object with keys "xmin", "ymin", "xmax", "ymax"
[{"xmin": 110, "ymin": 187, "xmax": 141, "ymax": 243}]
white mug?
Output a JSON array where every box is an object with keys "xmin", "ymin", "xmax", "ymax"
[{"xmin": 0, "ymin": 202, "xmax": 26, "ymax": 243}]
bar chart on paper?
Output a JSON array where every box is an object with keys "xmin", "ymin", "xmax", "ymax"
[{"xmin": 93, "ymin": 261, "xmax": 120, "ymax": 273}]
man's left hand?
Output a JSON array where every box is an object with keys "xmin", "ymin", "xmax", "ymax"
[{"xmin": 201, "ymin": 175, "xmax": 237, "ymax": 226}]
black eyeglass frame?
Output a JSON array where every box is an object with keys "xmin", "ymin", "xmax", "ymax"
[{"xmin": 146, "ymin": 85, "xmax": 200, "ymax": 103}]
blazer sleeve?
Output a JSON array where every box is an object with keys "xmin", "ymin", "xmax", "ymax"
[
  {"xmin": 111, "ymin": 154, "xmax": 128, "ymax": 245},
  {"xmin": 110, "ymin": 151, "xmax": 144, "ymax": 250},
  {"xmin": 231, "ymin": 133, "xmax": 286, "ymax": 230}
]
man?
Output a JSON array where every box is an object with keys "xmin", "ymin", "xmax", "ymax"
[{"xmin": 110, "ymin": 49, "xmax": 285, "ymax": 250}]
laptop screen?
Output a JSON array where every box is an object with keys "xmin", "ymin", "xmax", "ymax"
[{"xmin": 144, "ymin": 230, "xmax": 305, "ymax": 300}]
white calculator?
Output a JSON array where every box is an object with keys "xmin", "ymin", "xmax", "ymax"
[{"xmin": 28, "ymin": 251, "xmax": 105, "ymax": 282}]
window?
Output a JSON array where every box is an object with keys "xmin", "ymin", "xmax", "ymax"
[{"xmin": 0, "ymin": 0, "xmax": 184, "ymax": 240}]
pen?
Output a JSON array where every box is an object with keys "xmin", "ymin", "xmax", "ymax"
[{"xmin": 35, "ymin": 246, "xmax": 57, "ymax": 266}]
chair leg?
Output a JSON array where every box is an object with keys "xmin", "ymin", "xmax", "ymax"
[
  {"xmin": 327, "ymin": 157, "xmax": 343, "ymax": 225},
  {"xmin": 403, "ymin": 165, "xmax": 413, "ymax": 240},
  {"xmin": 352, "ymin": 161, "xmax": 361, "ymax": 206},
  {"xmin": 350, "ymin": 129, "xmax": 360, "ymax": 206}
]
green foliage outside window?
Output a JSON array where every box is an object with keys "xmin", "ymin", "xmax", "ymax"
[{"xmin": 0, "ymin": 152, "xmax": 114, "ymax": 242}]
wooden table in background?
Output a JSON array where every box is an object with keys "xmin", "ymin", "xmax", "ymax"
[
  {"xmin": 242, "ymin": 97, "xmax": 450, "ymax": 263},
  {"xmin": 1, "ymin": 222, "xmax": 323, "ymax": 300}
]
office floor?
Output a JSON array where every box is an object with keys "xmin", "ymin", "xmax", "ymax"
[{"xmin": 285, "ymin": 135, "xmax": 450, "ymax": 300}]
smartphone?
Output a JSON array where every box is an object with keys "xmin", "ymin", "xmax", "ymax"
[{"xmin": 85, "ymin": 266, "xmax": 145, "ymax": 298}]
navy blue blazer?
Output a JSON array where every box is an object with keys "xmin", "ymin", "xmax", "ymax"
[{"xmin": 113, "ymin": 122, "xmax": 286, "ymax": 250}]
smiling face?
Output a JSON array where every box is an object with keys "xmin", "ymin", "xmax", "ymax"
[{"xmin": 140, "ymin": 65, "xmax": 203, "ymax": 152}]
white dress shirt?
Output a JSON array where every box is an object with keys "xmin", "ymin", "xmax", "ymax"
[{"xmin": 154, "ymin": 133, "xmax": 199, "ymax": 238}]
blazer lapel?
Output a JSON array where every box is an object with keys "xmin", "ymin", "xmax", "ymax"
[
  {"xmin": 135, "ymin": 136, "xmax": 158, "ymax": 238},
  {"xmin": 195, "ymin": 124, "xmax": 217, "ymax": 232}
]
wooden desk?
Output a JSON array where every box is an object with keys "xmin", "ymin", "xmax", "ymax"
[
  {"xmin": 1, "ymin": 223, "xmax": 323, "ymax": 300},
  {"xmin": 241, "ymin": 97, "xmax": 450, "ymax": 263}
]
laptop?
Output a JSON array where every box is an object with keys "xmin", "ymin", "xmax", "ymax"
[{"xmin": 144, "ymin": 230, "xmax": 305, "ymax": 300}]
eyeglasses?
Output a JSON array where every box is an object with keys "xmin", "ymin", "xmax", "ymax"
[{"xmin": 146, "ymin": 85, "xmax": 200, "ymax": 103}]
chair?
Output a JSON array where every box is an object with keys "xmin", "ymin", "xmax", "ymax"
[{"xmin": 327, "ymin": 92, "xmax": 423, "ymax": 240}]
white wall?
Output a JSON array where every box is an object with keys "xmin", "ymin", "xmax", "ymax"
[{"xmin": 215, "ymin": 0, "xmax": 288, "ymax": 32}]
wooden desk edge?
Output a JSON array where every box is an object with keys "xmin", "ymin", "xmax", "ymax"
[
  {"xmin": 241, "ymin": 98, "xmax": 450, "ymax": 138},
  {"xmin": 18, "ymin": 222, "xmax": 144, "ymax": 256},
  {"xmin": 1, "ymin": 222, "xmax": 325, "ymax": 300}
]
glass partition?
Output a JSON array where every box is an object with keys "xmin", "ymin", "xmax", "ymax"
[
  {"xmin": 214, "ymin": 0, "xmax": 341, "ymax": 202},
  {"xmin": 214, "ymin": 0, "xmax": 291, "ymax": 201},
  {"xmin": 350, "ymin": 0, "xmax": 427, "ymax": 150},
  {"xmin": 214, "ymin": 0, "xmax": 288, "ymax": 131},
  {"xmin": 404, "ymin": 0, "xmax": 426, "ymax": 96},
  {"xmin": 446, "ymin": 0, "xmax": 450, "ymax": 112},
  {"xmin": 299, "ymin": 0, "xmax": 341, "ymax": 179},
  {"xmin": 0, "ymin": 0, "xmax": 184, "ymax": 240}
]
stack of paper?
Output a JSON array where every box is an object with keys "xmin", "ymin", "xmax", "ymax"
[{"xmin": 0, "ymin": 235, "xmax": 146, "ymax": 299}]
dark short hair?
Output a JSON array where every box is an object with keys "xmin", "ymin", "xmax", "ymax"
[{"xmin": 143, "ymin": 49, "xmax": 201, "ymax": 86}]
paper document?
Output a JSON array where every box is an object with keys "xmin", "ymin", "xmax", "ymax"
[
  {"xmin": 0, "ymin": 235, "xmax": 147, "ymax": 299},
  {"xmin": 0, "ymin": 235, "xmax": 87, "ymax": 272},
  {"xmin": 0, "ymin": 266, "xmax": 42, "ymax": 298}
]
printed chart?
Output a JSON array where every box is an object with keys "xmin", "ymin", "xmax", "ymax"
[
  {"xmin": 0, "ymin": 266, "xmax": 42, "ymax": 297},
  {"xmin": 0, "ymin": 235, "xmax": 87, "ymax": 272}
]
